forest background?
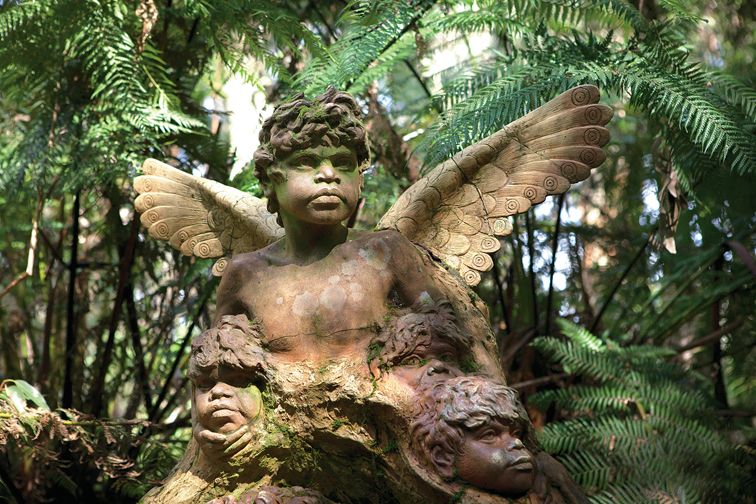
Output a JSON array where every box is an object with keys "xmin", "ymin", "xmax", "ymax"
[{"xmin": 0, "ymin": 0, "xmax": 753, "ymax": 502}]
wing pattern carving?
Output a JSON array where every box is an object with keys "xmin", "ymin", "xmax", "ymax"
[
  {"xmin": 378, "ymin": 85, "xmax": 612, "ymax": 286},
  {"xmin": 134, "ymin": 159, "xmax": 284, "ymax": 275}
]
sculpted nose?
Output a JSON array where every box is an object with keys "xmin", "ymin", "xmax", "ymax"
[
  {"xmin": 315, "ymin": 162, "xmax": 339, "ymax": 183},
  {"xmin": 507, "ymin": 435, "xmax": 525, "ymax": 451},
  {"xmin": 210, "ymin": 382, "xmax": 233, "ymax": 399},
  {"xmin": 425, "ymin": 359, "xmax": 449, "ymax": 376}
]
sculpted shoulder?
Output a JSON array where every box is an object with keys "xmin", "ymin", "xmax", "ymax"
[
  {"xmin": 354, "ymin": 228, "xmax": 415, "ymax": 250},
  {"xmin": 219, "ymin": 240, "xmax": 285, "ymax": 290}
]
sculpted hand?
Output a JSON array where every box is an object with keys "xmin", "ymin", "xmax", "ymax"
[{"xmin": 196, "ymin": 424, "xmax": 252, "ymax": 460}]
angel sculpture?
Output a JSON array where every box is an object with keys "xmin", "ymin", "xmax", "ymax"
[{"xmin": 136, "ymin": 86, "xmax": 611, "ymax": 504}]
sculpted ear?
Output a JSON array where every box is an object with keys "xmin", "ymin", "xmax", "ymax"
[{"xmin": 430, "ymin": 445, "xmax": 455, "ymax": 479}]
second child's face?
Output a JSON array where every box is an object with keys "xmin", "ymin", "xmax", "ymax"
[
  {"xmin": 194, "ymin": 367, "xmax": 262, "ymax": 434},
  {"xmin": 274, "ymin": 143, "xmax": 362, "ymax": 227},
  {"xmin": 455, "ymin": 420, "xmax": 535, "ymax": 495}
]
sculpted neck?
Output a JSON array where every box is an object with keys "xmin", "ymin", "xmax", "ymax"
[{"xmin": 280, "ymin": 215, "xmax": 349, "ymax": 264}]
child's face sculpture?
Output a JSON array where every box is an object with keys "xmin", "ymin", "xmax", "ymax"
[
  {"xmin": 273, "ymin": 143, "xmax": 362, "ymax": 227},
  {"xmin": 455, "ymin": 420, "xmax": 534, "ymax": 495},
  {"xmin": 194, "ymin": 367, "xmax": 262, "ymax": 435}
]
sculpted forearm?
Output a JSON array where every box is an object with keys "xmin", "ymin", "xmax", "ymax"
[{"xmin": 213, "ymin": 262, "xmax": 250, "ymax": 325}]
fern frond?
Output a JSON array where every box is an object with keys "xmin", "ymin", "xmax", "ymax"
[
  {"xmin": 619, "ymin": 61, "xmax": 756, "ymax": 175},
  {"xmin": 707, "ymin": 71, "xmax": 756, "ymax": 122},
  {"xmin": 421, "ymin": 66, "xmax": 572, "ymax": 167},
  {"xmin": 293, "ymin": 0, "xmax": 434, "ymax": 96},
  {"xmin": 557, "ymin": 319, "xmax": 606, "ymax": 351},
  {"xmin": 346, "ymin": 32, "xmax": 416, "ymax": 94},
  {"xmin": 533, "ymin": 322, "xmax": 750, "ymax": 502},
  {"xmin": 0, "ymin": 0, "xmax": 53, "ymax": 40}
]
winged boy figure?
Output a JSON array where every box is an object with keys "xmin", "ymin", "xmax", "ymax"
[
  {"xmin": 134, "ymin": 85, "xmax": 610, "ymax": 502},
  {"xmin": 135, "ymin": 85, "xmax": 610, "ymax": 359}
]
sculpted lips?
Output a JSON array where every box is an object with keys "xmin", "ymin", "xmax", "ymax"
[
  {"xmin": 310, "ymin": 188, "xmax": 345, "ymax": 206},
  {"xmin": 508, "ymin": 455, "xmax": 533, "ymax": 471},
  {"xmin": 208, "ymin": 401, "xmax": 239, "ymax": 418}
]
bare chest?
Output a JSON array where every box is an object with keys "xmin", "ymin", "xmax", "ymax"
[{"xmin": 240, "ymin": 246, "xmax": 397, "ymax": 357}]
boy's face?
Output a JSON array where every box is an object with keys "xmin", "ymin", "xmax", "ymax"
[
  {"xmin": 194, "ymin": 366, "xmax": 262, "ymax": 434},
  {"xmin": 455, "ymin": 419, "xmax": 534, "ymax": 495},
  {"xmin": 273, "ymin": 142, "xmax": 362, "ymax": 227}
]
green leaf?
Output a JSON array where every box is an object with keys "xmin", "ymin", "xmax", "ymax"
[{"xmin": 1, "ymin": 379, "xmax": 50, "ymax": 411}]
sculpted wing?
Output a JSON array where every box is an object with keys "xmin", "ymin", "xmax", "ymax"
[
  {"xmin": 134, "ymin": 158, "xmax": 284, "ymax": 276},
  {"xmin": 378, "ymin": 85, "xmax": 612, "ymax": 286}
]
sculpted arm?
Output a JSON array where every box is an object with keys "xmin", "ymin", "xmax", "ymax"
[
  {"xmin": 387, "ymin": 232, "xmax": 447, "ymax": 307},
  {"xmin": 213, "ymin": 256, "xmax": 254, "ymax": 325}
]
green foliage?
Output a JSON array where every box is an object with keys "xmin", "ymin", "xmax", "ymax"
[
  {"xmin": 0, "ymin": 0, "xmax": 320, "ymax": 193},
  {"xmin": 293, "ymin": 0, "xmax": 755, "ymax": 185},
  {"xmin": 0, "ymin": 381, "xmax": 185, "ymax": 502},
  {"xmin": 294, "ymin": 0, "xmax": 435, "ymax": 96},
  {"xmin": 1, "ymin": 379, "xmax": 50, "ymax": 411},
  {"xmin": 531, "ymin": 320, "xmax": 754, "ymax": 502},
  {"xmin": 0, "ymin": 0, "xmax": 753, "ymax": 501}
]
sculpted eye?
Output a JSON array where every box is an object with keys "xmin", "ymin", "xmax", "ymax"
[
  {"xmin": 332, "ymin": 156, "xmax": 355, "ymax": 168},
  {"xmin": 226, "ymin": 375, "xmax": 251, "ymax": 389},
  {"xmin": 477, "ymin": 429, "xmax": 497, "ymax": 442},
  {"xmin": 401, "ymin": 355, "xmax": 423, "ymax": 366},
  {"xmin": 295, "ymin": 155, "xmax": 318, "ymax": 167},
  {"xmin": 195, "ymin": 378, "xmax": 214, "ymax": 391}
]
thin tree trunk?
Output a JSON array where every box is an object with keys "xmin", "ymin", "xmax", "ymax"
[
  {"xmin": 491, "ymin": 249, "xmax": 510, "ymax": 335},
  {"xmin": 62, "ymin": 192, "xmax": 80, "ymax": 409},
  {"xmin": 711, "ymin": 253, "xmax": 728, "ymax": 408},
  {"xmin": 90, "ymin": 216, "xmax": 139, "ymax": 416},
  {"xmin": 149, "ymin": 284, "xmax": 215, "ymax": 422},
  {"xmin": 525, "ymin": 212, "xmax": 539, "ymax": 331},
  {"xmin": 676, "ymin": 318, "xmax": 742, "ymax": 353},
  {"xmin": 545, "ymin": 194, "xmax": 565, "ymax": 335},
  {"xmin": 591, "ymin": 235, "xmax": 650, "ymax": 333},
  {"xmin": 125, "ymin": 283, "xmax": 154, "ymax": 415}
]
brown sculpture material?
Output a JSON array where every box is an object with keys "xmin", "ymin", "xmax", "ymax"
[
  {"xmin": 410, "ymin": 376, "xmax": 535, "ymax": 496},
  {"xmin": 189, "ymin": 315, "xmax": 267, "ymax": 461},
  {"xmin": 135, "ymin": 85, "xmax": 611, "ymax": 503}
]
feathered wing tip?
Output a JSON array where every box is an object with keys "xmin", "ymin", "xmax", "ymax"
[
  {"xmin": 378, "ymin": 85, "xmax": 613, "ymax": 286},
  {"xmin": 133, "ymin": 159, "xmax": 284, "ymax": 276}
]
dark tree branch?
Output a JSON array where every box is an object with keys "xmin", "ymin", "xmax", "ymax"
[
  {"xmin": 676, "ymin": 318, "xmax": 743, "ymax": 353},
  {"xmin": 38, "ymin": 264, "xmax": 62, "ymax": 395},
  {"xmin": 573, "ymin": 235, "xmax": 596, "ymax": 323},
  {"xmin": 590, "ymin": 234, "xmax": 651, "ymax": 333},
  {"xmin": 511, "ymin": 372, "xmax": 570, "ymax": 390},
  {"xmin": 62, "ymin": 191, "xmax": 81, "ymax": 409},
  {"xmin": 525, "ymin": 213, "xmax": 539, "ymax": 331},
  {"xmin": 711, "ymin": 253, "xmax": 728, "ymax": 408},
  {"xmin": 154, "ymin": 374, "xmax": 190, "ymax": 425},
  {"xmin": 90, "ymin": 216, "xmax": 139, "ymax": 416},
  {"xmin": 148, "ymin": 283, "xmax": 215, "ymax": 422},
  {"xmin": 725, "ymin": 240, "xmax": 756, "ymax": 278},
  {"xmin": 37, "ymin": 227, "xmax": 65, "ymax": 265},
  {"xmin": 715, "ymin": 409, "xmax": 755, "ymax": 418},
  {"xmin": 125, "ymin": 284, "xmax": 154, "ymax": 414},
  {"xmin": 343, "ymin": 0, "xmax": 435, "ymax": 90},
  {"xmin": 545, "ymin": 194, "xmax": 565, "ymax": 335},
  {"xmin": 502, "ymin": 327, "xmax": 537, "ymax": 369},
  {"xmin": 403, "ymin": 60, "xmax": 442, "ymax": 113},
  {"xmin": 310, "ymin": 1, "xmax": 337, "ymax": 42},
  {"xmin": 491, "ymin": 249, "xmax": 511, "ymax": 335},
  {"xmin": 0, "ymin": 273, "xmax": 29, "ymax": 301}
]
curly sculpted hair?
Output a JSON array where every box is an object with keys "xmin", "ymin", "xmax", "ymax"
[
  {"xmin": 410, "ymin": 376, "xmax": 530, "ymax": 471},
  {"xmin": 188, "ymin": 314, "xmax": 266, "ymax": 382},
  {"xmin": 252, "ymin": 87, "xmax": 371, "ymax": 218}
]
